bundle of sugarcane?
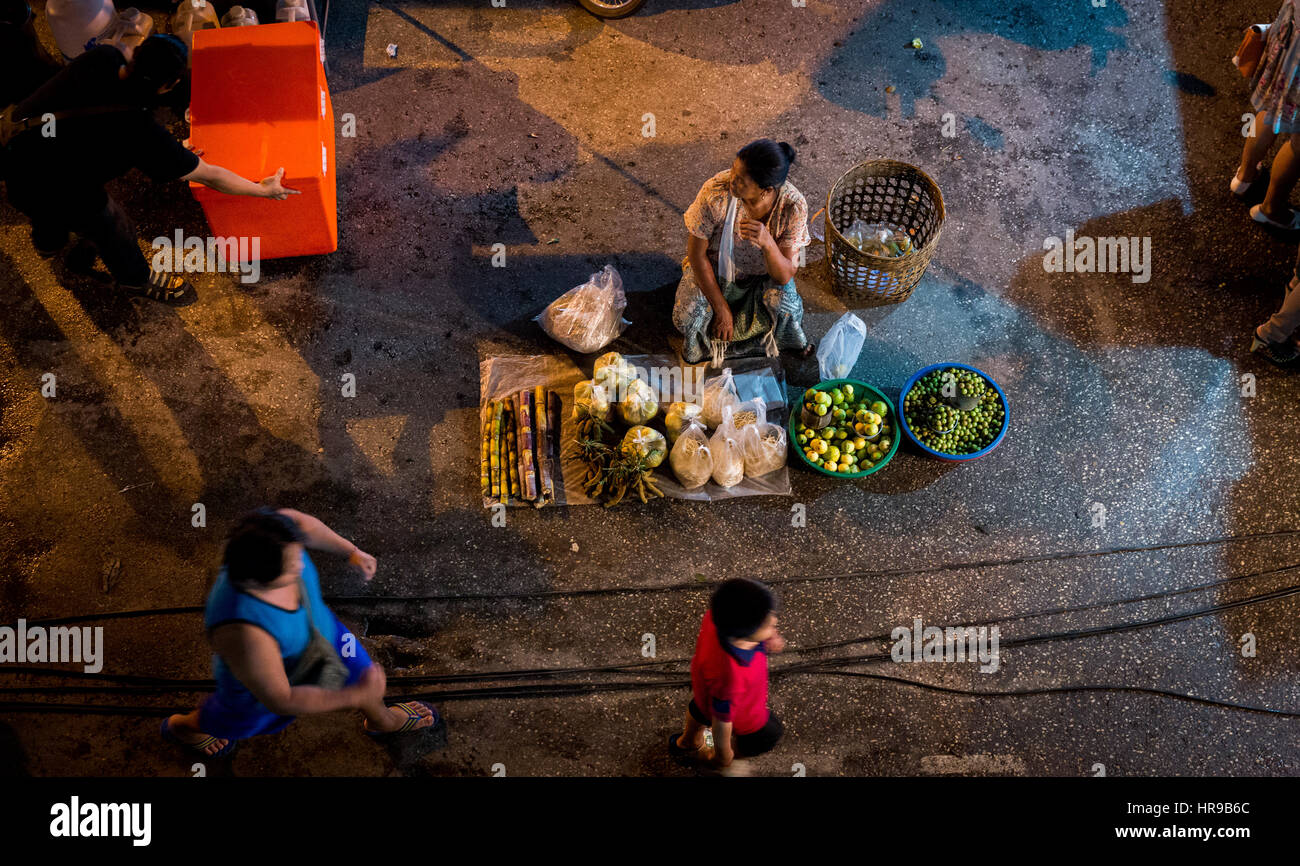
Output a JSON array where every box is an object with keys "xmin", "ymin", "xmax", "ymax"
[
  {"xmin": 505, "ymin": 398, "xmax": 520, "ymax": 501},
  {"xmin": 516, "ymin": 389, "xmax": 539, "ymax": 502},
  {"xmin": 547, "ymin": 389, "xmax": 561, "ymax": 502}
]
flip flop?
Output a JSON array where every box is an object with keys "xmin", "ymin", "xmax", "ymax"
[
  {"xmin": 1250, "ymin": 203, "xmax": 1300, "ymax": 231},
  {"xmin": 365, "ymin": 701, "xmax": 441, "ymax": 737},
  {"xmin": 118, "ymin": 271, "xmax": 196, "ymax": 305},
  {"xmin": 160, "ymin": 717, "xmax": 237, "ymax": 758}
]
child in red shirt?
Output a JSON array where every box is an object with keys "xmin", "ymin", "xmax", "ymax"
[{"xmin": 670, "ymin": 578, "xmax": 785, "ymax": 770}]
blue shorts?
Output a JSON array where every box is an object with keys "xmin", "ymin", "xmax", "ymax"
[{"xmin": 198, "ymin": 615, "xmax": 372, "ymax": 741}]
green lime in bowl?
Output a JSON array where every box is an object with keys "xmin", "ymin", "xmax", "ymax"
[{"xmin": 788, "ymin": 379, "xmax": 899, "ymax": 478}]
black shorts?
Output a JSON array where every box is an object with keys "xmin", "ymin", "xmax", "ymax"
[{"xmin": 688, "ymin": 700, "xmax": 784, "ymax": 757}]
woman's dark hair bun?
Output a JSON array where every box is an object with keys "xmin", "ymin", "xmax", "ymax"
[{"xmin": 779, "ymin": 142, "xmax": 796, "ymax": 165}]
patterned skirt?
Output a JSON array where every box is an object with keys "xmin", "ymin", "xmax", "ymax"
[
  {"xmin": 1252, "ymin": 2, "xmax": 1300, "ymax": 134},
  {"xmin": 672, "ymin": 264, "xmax": 809, "ymax": 364}
]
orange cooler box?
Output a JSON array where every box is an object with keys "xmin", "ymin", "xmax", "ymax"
[{"xmin": 190, "ymin": 21, "xmax": 336, "ymax": 260}]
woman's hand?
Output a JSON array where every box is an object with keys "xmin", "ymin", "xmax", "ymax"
[
  {"xmin": 737, "ymin": 217, "xmax": 774, "ymax": 251},
  {"xmin": 712, "ymin": 305, "xmax": 734, "ymax": 341},
  {"xmin": 349, "ymin": 548, "xmax": 378, "ymax": 581},
  {"xmin": 352, "ymin": 664, "xmax": 388, "ymax": 707},
  {"xmin": 259, "ymin": 167, "xmax": 300, "ymax": 200}
]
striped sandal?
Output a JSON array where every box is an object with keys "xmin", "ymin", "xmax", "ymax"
[
  {"xmin": 160, "ymin": 717, "xmax": 237, "ymax": 758},
  {"xmin": 365, "ymin": 701, "xmax": 441, "ymax": 737}
]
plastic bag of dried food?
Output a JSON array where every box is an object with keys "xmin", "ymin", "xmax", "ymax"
[
  {"xmin": 619, "ymin": 377, "xmax": 660, "ymax": 426},
  {"xmin": 709, "ymin": 406, "xmax": 745, "ymax": 488},
  {"xmin": 593, "ymin": 350, "xmax": 637, "ymax": 396},
  {"xmin": 535, "ymin": 265, "xmax": 630, "ymax": 354},
  {"xmin": 727, "ymin": 397, "xmax": 764, "ymax": 435},
  {"xmin": 741, "ymin": 399, "xmax": 788, "ymax": 477},
  {"xmin": 622, "ymin": 425, "xmax": 667, "ymax": 468},
  {"xmin": 572, "ymin": 380, "xmax": 610, "ymax": 422},
  {"xmin": 670, "ymin": 421, "xmax": 713, "ymax": 489},
  {"xmin": 701, "ymin": 368, "xmax": 739, "ymax": 429},
  {"xmin": 664, "ymin": 401, "xmax": 703, "ymax": 444},
  {"xmin": 817, "ymin": 312, "xmax": 867, "ymax": 380}
]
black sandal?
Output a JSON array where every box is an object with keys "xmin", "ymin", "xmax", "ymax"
[
  {"xmin": 119, "ymin": 271, "xmax": 196, "ymax": 305},
  {"xmin": 798, "ymin": 341, "xmax": 817, "ymax": 358}
]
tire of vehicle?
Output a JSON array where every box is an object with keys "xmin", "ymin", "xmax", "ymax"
[{"xmin": 576, "ymin": 0, "xmax": 646, "ymax": 19}]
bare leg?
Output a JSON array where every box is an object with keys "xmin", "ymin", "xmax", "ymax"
[
  {"xmin": 165, "ymin": 710, "xmax": 229, "ymax": 756},
  {"xmin": 676, "ymin": 707, "xmax": 706, "ymax": 751},
  {"xmin": 1239, "ymin": 112, "xmax": 1278, "ymax": 184},
  {"xmin": 1261, "ymin": 138, "xmax": 1300, "ymax": 220}
]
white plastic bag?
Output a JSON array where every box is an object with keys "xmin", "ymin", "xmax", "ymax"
[
  {"xmin": 817, "ymin": 312, "xmax": 867, "ymax": 380},
  {"xmin": 709, "ymin": 405, "xmax": 745, "ymax": 487},
  {"xmin": 536, "ymin": 264, "xmax": 630, "ymax": 354},
  {"xmin": 741, "ymin": 398, "xmax": 787, "ymax": 477},
  {"xmin": 718, "ymin": 195, "xmax": 738, "ymax": 286},
  {"xmin": 670, "ymin": 421, "xmax": 713, "ymax": 489},
  {"xmin": 701, "ymin": 368, "xmax": 739, "ymax": 429}
]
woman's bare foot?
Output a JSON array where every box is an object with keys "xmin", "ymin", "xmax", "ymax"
[{"xmin": 164, "ymin": 713, "xmax": 230, "ymax": 756}]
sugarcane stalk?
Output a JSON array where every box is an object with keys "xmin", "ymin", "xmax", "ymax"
[
  {"xmin": 490, "ymin": 399, "xmax": 503, "ymax": 501},
  {"xmin": 517, "ymin": 389, "xmax": 538, "ymax": 501},
  {"xmin": 547, "ymin": 389, "xmax": 561, "ymax": 501},
  {"xmin": 534, "ymin": 386, "xmax": 552, "ymax": 506},
  {"xmin": 505, "ymin": 399, "xmax": 520, "ymax": 499},
  {"xmin": 480, "ymin": 402, "xmax": 491, "ymax": 500}
]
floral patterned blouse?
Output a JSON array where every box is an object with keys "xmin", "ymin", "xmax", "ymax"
[{"xmin": 683, "ymin": 169, "xmax": 812, "ymax": 279}]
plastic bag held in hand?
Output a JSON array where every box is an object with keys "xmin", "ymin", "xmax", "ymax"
[
  {"xmin": 817, "ymin": 312, "xmax": 867, "ymax": 380},
  {"xmin": 718, "ymin": 195, "xmax": 739, "ymax": 286},
  {"xmin": 535, "ymin": 264, "xmax": 630, "ymax": 353}
]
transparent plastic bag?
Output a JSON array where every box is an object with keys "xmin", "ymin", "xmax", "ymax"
[
  {"xmin": 572, "ymin": 380, "xmax": 610, "ymax": 422},
  {"xmin": 171, "ymin": 0, "xmax": 219, "ymax": 56},
  {"xmin": 592, "ymin": 350, "xmax": 636, "ymax": 396},
  {"xmin": 275, "ymin": 0, "xmax": 311, "ymax": 22},
  {"xmin": 536, "ymin": 264, "xmax": 630, "ymax": 354},
  {"xmin": 670, "ymin": 421, "xmax": 713, "ymax": 489},
  {"xmin": 701, "ymin": 367, "xmax": 739, "ymax": 429},
  {"xmin": 741, "ymin": 398, "xmax": 787, "ymax": 477},
  {"xmin": 91, "ymin": 7, "xmax": 153, "ymax": 54},
  {"xmin": 709, "ymin": 405, "xmax": 745, "ymax": 487},
  {"xmin": 817, "ymin": 312, "xmax": 867, "ymax": 380},
  {"xmin": 718, "ymin": 195, "xmax": 738, "ymax": 286},
  {"xmin": 664, "ymin": 401, "xmax": 703, "ymax": 443},
  {"xmin": 843, "ymin": 220, "xmax": 913, "ymax": 258},
  {"xmin": 220, "ymin": 5, "xmax": 258, "ymax": 26},
  {"xmin": 618, "ymin": 377, "xmax": 659, "ymax": 426}
]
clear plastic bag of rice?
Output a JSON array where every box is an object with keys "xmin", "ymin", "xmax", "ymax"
[
  {"xmin": 701, "ymin": 368, "xmax": 739, "ymax": 429},
  {"xmin": 664, "ymin": 401, "xmax": 703, "ymax": 443},
  {"xmin": 709, "ymin": 406, "xmax": 745, "ymax": 488},
  {"xmin": 741, "ymin": 400, "xmax": 788, "ymax": 477},
  {"xmin": 535, "ymin": 265, "xmax": 630, "ymax": 354},
  {"xmin": 670, "ymin": 421, "xmax": 713, "ymax": 489}
]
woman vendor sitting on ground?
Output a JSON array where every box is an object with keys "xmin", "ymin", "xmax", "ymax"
[{"xmin": 673, "ymin": 138, "xmax": 814, "ymax": 364}]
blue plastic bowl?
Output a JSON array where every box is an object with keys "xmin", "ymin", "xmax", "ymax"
[{"xmin": 898, "ymin": 363, "xmax": 1009, "ymax": 462}]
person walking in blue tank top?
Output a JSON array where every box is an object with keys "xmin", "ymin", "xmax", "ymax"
[{"xmin": 161, "ymin": 508, "xmax": 440, "ymax": 758}]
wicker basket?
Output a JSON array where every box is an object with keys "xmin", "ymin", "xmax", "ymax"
[{"xmin": 824, "ymin": 160, "xmax": 945, "ymax": 304}]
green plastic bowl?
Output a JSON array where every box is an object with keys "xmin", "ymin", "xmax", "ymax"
[{"xmin": 788, "ymin": 378, "xmax": 900, "ymax": 478}]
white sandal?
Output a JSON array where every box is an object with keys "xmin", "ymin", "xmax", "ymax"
[
  {"xmin": 1250, "ymin": 203, "xmax": 1300, "ymax": 230},
  {"xmin": 1231, "ymin": 161, "xmax": 1266, "ymax": 197}
]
